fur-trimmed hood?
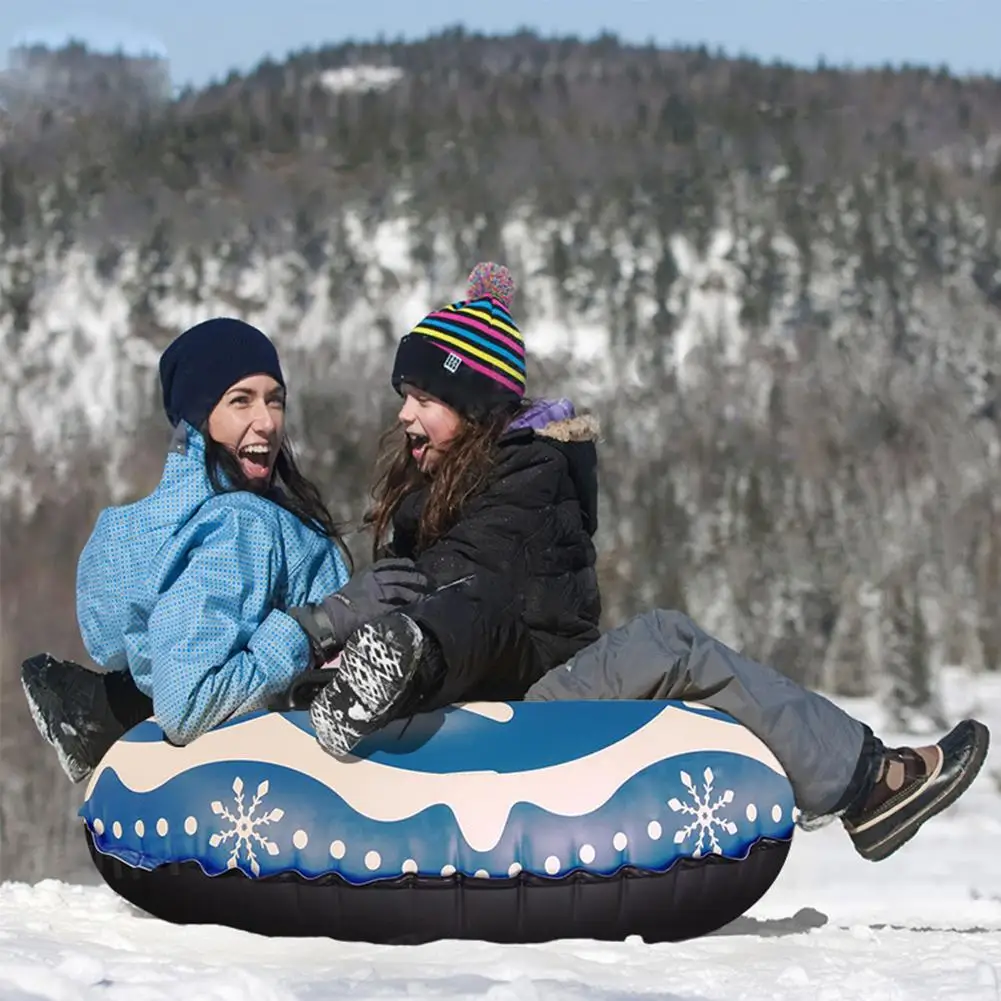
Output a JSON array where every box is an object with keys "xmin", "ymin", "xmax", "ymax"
[
  {"xmin": 535, "ymin": 413, "xmax": 601, "ymax": 444},
  {"xmin": 507, "ymin": 398, "xmax": 600, "ymax": 441},
  {"xmin": 505, "ymin": 398, "xmax": 600, "ymax": 536}
]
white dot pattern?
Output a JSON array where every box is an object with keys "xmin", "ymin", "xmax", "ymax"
[
  {"xmin": 88, "ymin": 797, "xmax": 788, "ymax": 880},
  {"xmin": 73, "ymin": 426, "xmax": 350, "ymax": 747},
  {"xmin": 92, "ymin": 780, "xmax": 784, "ymax": 880},
  {"xmin": 125, "ymin": 808, "xmax": 761, "ymax": 878}
]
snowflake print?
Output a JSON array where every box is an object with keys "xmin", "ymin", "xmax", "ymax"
[
  {"xmin": 208, "ymin": 776, "xmax": 284, "ymax": 876},
  {"xmin": 667, "ymin": 767, "xmax": 738, "ymax": 857}
]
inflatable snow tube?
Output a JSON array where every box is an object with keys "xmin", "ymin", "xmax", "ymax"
[{"xmin": 81, "ymin": 700, "xmax": 796, "ymax": 944}]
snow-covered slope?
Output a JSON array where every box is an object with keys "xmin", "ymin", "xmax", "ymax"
[
  {"xmin": 2, "ymin": 874, "xmax": 998, "ymax": 1001},
  {"xmin": 2, "ymin": 668, "xmax": 999, "ymax": 1000},
  {"xmin": 4, "ymin": 192, "xmax": 998, "ymax": 515}
]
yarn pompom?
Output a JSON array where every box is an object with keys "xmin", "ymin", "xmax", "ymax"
[{"xmin": 467, "ymin": 262, "xmax": 516, "ymax": 310}]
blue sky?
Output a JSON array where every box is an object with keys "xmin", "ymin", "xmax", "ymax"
[{"xmin": 2, "ymin": 0, "xmax": 997, "ymax": 89}]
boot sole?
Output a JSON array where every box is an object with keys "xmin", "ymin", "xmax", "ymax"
[
  {"xmin": 854, "ymin": 719, "xmax": 991, "ymax": 862},
  {"xmin": 21, "ymin": 654, "xmax": 96, "ymax": 784},
  {"xmin": 279, "ymin": 667, "xmax": 340, "ymax": 711},
  {"xmin": 310, "ymin": 617, "xmax": 423, "ymax": 757}
]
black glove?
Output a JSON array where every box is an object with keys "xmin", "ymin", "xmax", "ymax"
[{"xmin": 287, "ymin": 557, "xmax": 433, "ymax": 664}]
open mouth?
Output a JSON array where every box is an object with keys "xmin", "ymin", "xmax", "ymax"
[
  {"xmin": 406, "ymin": 431, "xmax": 430, "ymax": 463},
  {"xmin": 238, "ymin": 443, "xmax": 273, "ymax": 478}
]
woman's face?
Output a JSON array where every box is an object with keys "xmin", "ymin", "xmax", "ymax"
[
  {"xmin": 207, "ymin": 374, "xmax": 286, "ymax": 485},
  {"xmin": 397, "ymin": 384, "xmax": 463, "ymax": 473}
]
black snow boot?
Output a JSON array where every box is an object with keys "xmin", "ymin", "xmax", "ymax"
[
  {"xmin": 20, "ymin": 653, "xmax": 154, "ymax": 783},
  {"xmin": 842, "ymin": 719, "xmax": 990, "ymax": 861},
  {"xmin": 275, "ymin": 666, "xmax": 344, "ymax": 711},
  {"xmin": 309, "ymin": 612, "xmax": 430, "ymax": 757}
]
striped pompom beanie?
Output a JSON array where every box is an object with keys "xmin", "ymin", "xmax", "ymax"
[{"xmin": 391, "ymin": 262, "xmax": 526, "ymax": 418}]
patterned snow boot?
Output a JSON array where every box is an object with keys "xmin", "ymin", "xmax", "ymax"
[
  {"xmin": 275, "ymin": 662, "xmax": 342, "ymax": 711},
  {"xmin": 21, "ymin": 653, "xmax": 154, "ymax": 783},
  {"xmin": 842, "ymin": 719, "xmax": 990, "ymax": 861},
  {"xmin": 309, "ymin": 612, "xmax": 425, "ymax": 757}
]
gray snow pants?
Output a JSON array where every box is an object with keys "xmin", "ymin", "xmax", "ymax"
[{"xmin": 525, "ymin": 609, "xmax": 877, "ymax": 818}]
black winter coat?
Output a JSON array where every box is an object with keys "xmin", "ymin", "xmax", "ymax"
[{"xmin": 386, "ymin": 410, "xmax": 601, "ymax": 708}]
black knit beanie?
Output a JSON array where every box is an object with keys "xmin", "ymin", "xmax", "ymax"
[
  {"xmin": 159, "ymin": 318, "xmax": 286, "ymax": 429},
  {"xmin": 391, "ymin": 263, "xmax": 525, "ymax": 419}
]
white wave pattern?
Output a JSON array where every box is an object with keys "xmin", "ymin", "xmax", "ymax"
[{"xmin": 84, "ymin": 702, "xmax": 786, "ymax": 854}]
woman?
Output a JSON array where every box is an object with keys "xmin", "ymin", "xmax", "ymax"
[{"xmin": 22, "ymin": 316, "xmax": 430, "ymax": 780}]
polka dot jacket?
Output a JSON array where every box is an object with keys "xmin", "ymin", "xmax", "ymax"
[{"xmin": 75, "ymin": 423, "xmax": 350, "ymax": 745}]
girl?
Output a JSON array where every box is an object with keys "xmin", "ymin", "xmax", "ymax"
[
  {"xmin": 292, "ymin": 264, "xmax": 989, "ymax": 864},
  {"xmin": 290, "ymin": 263, "xmax": 603, "ymax": 755},
  {"xmin": 22, "ymin": 317, "xmax": 430, "ymax": 781}
]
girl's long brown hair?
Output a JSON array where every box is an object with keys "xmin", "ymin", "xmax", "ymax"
[{"xmin": 365, "ymin": 400, "xmax": 531, "ymax": 558}]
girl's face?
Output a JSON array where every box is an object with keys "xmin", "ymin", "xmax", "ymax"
[
  {"xmin": 207, "ymin": 374, "xmax": 286, "ymax": 485},
  {"xmin": 398, "ymin": 384, "xmax": 463, "ymax": 473}
]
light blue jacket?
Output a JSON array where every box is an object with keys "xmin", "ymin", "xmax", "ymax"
[{"xmin": 76, "ymin": 423, "xmax": 350, "ymax": 744}]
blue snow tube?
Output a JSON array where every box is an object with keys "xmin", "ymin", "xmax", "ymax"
[{"xmin": 81, "ymin": 700, "xmax": 796, "ymax": 943}]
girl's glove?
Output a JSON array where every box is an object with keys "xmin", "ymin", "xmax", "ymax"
[{"xmin": 287, "ymin": 557, "xmax": 432, "ymax": 664}]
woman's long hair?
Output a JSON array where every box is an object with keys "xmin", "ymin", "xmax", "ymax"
[
  {"xmin": 203, "ymin": 432, "xmax": 354, "ymax": 573},
  {"xmin": 364, "ymin": 399, "xmax": 531, "ymax": 558}
]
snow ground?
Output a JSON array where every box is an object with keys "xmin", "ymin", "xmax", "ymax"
[{"xmin": 2, "ymin": 668, "xmax": 1000, "ymax": 1001}]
